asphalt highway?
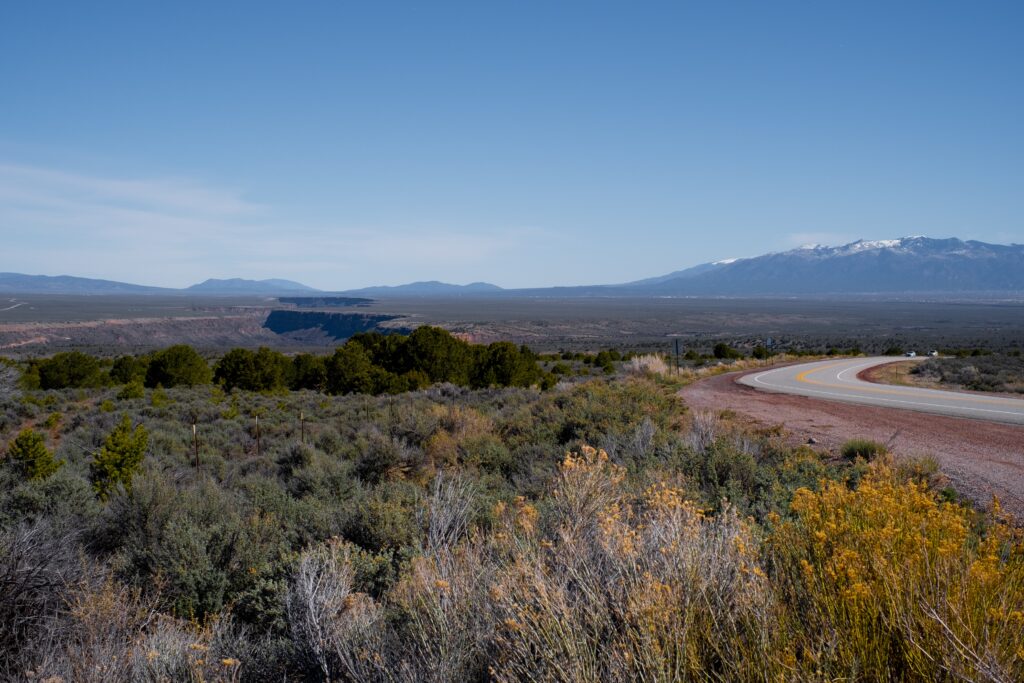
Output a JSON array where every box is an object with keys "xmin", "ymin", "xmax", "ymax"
[{"xmin": 738, "ymin": 357, "xmax": 1024, "ymax": 426}]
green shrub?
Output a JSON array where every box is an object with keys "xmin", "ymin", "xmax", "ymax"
[
  {"xmin": 342, "ymin": 480, "xmax": 421, "ymax": 553},
  {"xmin": 0, "ymin": 467, "xmax": 97, "ymax": 528},
  {"xmin": 110, "ymin": 354, "xmax": 149, "ymax": 384},
  {"xmin": 151, "ymin": 386, "xmax": 169, "ymax": 407},
  {"xmin": 146, "ymin": 345, "xmax": 211, "ymax": 388},
  {"xmin": 713, "ymin": 342, "xmax": 743, "ymax": 360},
  {"xmin": 90, "ymin": 415, "xmax": 149, "ymax": 500},
  {"xmin": 840, "ymin": 439, "xmax": 887, "ymax": 461},
  {"xmin": 291, "ymin": 353, "xmax": 328, "ymax": 391},
  {"xmin": 35, "ymin": 351, "xmax": 103, "ymax": 389},
  {"xmin": 117, "ymin": 378, "xmax": 145, "ymax": 400},
  {"xmin": 215, "ymin": 347, "xmax": 293, "ymax": 392},
  {"xmin": 550, "ymin": 362, "xmax": 571, "ymax": 376},
  {"xmin": 6, "ymin": 428, "xmax": 64, "ymax": 480},
  {"xmin": 472, "ymin": 342, "xmax": 542, "ymax": 388},
  {"xmin": 18, "ymin": 365, "xmax": 40, "ymax": 390},
  {"xmin": 326, "ymin": 343, "xmax": 380, "ymax": 395},
  {"xmin": 221, "ymin": 397, "xmax": 240, "ymax": 419}
]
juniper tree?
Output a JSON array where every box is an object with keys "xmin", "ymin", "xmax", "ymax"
[
  {"xmin": 6, "ymin": 428, "xmax": 63, "ymax": 481},
  {"xmin": 90, "ymin": 414, "xmax": 149, "ymax": 500},
  {"xmin": 35, "ymin": 351, "xmax": 103, "ymax": 389},
  {"xmin": 145, "ymin": 345, "xmax": 211, "ymax": 388}
]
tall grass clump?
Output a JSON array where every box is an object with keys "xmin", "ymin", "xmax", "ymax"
[
  {"xmin": 840, "ymin": 438, "xmax": 887, "ymax": 461},
  {"xmin": 627, "ymin": 354, "xmax": 669, "ymax": 376}
]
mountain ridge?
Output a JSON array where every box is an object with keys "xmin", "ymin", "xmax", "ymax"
[
  {"xmin": 186, "ymin": 278, "xmax": 319, "ymax": 295},
  {"xmin": 341, "ymin": 281, "xmax": 504, "ymax": 297},
  {"xmin": 0, "ymin": 274, "xmax": 320, "ymax": 296},
  {"xmin": 639, "ymin": 236, "xmax": 1024, "ymax": 296},
  {"xmin": 0, "ymin": 272, "xmax": 172, "ymax": 295},
  {"xmin": 2, "ymin": 237, "xmax": 1022, "ymax": 298}
]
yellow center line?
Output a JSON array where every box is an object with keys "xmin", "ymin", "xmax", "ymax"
[{"xmin": 794, "ymin": 360, "xmax": 1024, "ymax": 407}]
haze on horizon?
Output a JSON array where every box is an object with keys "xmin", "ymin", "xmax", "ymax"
[{"xmin": 1, "ymin": 2, "xmax": 1021, "ymax": 291}]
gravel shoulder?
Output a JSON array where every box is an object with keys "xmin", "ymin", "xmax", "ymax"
[{"xmin": 680, "ymin": 367, "xmax": 1024, "ymax": 519}]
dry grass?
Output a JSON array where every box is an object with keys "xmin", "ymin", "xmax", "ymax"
[
  {"xmin": 281, "ymin": 446, "xmax": 1024, "ymax": 682},
  {"xmin": 626, "ymin": 354, "xmax": 669, "ymax": 376},
  {"xmin": 21, "ymin": 575, "xmax": 247, "ymax": 682},
  {"xmin": 862, "ymin": 359, "xmax": 937, "ymax": 389},
  {"xmin": 635, "ymin": 354, "xmax": 830, "ymax": 386},
  {"xmin": 489, "ymin": 446, "xmax": 780, "ymax": 682}
]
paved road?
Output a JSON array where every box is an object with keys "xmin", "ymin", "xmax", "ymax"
[{"xmin": 738, "ymin": 357, "xmax": 1024, "ymax": 426}]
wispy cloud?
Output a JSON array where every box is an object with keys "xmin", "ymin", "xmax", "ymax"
[
  {"xmin": 0, "ymin": 163, "xmax": 534, "ymax": 288},
  {"xmin": 0, "ymin": 163, "xmax": 261, "ymax": 218},
  {"xmin": 0, "ymin": 163, "xmax": 264, "ymax": 257}
]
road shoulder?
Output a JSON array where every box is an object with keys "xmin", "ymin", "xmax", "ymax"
[{"xmin": 679, "ymin": 368, "xmax": 1024, "ymax": 519}]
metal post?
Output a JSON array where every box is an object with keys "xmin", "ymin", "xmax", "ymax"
[
  {"xmin": 300, "ymin": 411, "xmax": 305, "ymax": 445},
  {"xmin": 193, "ymin": 421, "xmax": 199, "ymax": 468},
  {"xmin": 255, "ymin": 414, "xmax": 260, "ymax": 457},
  {"xmin": 674, "ymin": 339, "xmax": 680, "ymax": 374}
]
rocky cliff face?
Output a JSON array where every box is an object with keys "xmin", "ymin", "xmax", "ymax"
[{"xmin": 263, "ymin": 310, "xmax": 409, "ymax": 342}]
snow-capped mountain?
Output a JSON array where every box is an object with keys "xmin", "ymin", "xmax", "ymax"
[{"xmin": 638, "ymin": 237, "xmax": 1024, "ymax": 295}]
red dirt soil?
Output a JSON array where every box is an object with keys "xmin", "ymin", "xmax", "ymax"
[{"xmin": 679, "ymin": 367, "xmax": 1024, "ymax": 519}]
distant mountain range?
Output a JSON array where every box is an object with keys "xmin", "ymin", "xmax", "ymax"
[
  {"xmin": 2, "ymin": 237, "xmax": 1022, "ymax": 298},
  {"xmin": 504, "ymin": 236, "xmax": 1024, "ymax": 297},
  {"xmin": 186, "ymin": 278, "xmax": 317, "ymax": 295},
  {"xmin": 0, "ymin": 274, "xmax": 320, "ymax": 296},
  {"xmin": 342, "ymin": 281, "xmax": 504, "ymax": 297},
  {"xmin": 333, "ymin": 237, "xmax": 1024, "ymax": 298},
  {"xmin": 627, "ymin": 237, "xmax": 1024, "ymax": 296},
  {"xmin": 0, "ymin": 272, "xmax": 169, "ymax": 295}
]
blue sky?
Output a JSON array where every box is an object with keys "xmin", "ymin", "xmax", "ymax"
[{"xmin": 1, "ymin": 1, "xmax": 1021, "ymax": 289}]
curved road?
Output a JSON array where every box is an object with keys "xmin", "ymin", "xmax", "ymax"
[{"xmin": 739, "ymin": 357, "xmax": 1024, "ymax": 426}]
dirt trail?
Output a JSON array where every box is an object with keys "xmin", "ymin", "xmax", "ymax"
[{"xmin": 680, "ymin": 367, "xmax": 1024, "ymax": 519}]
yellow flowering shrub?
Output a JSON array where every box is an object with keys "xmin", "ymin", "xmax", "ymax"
[{"xmin": 772, "ymin": 464, "xmax": 1024, "ymax": 681}]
